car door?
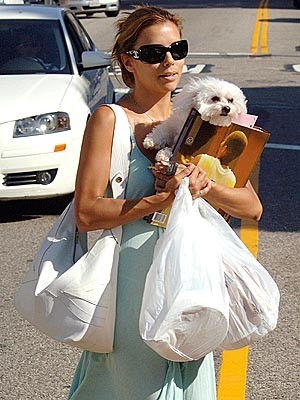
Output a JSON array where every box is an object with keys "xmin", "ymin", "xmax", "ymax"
[{"xmin": 63, "ymin": 12, "xmax": 113, "ymax": 112}]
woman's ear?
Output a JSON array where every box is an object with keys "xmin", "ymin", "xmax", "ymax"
[{"xmin": 121, "ymin": 53, "xmax": 135, "ymax": 73}]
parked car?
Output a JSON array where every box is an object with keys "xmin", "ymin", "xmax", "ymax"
[
  {"xmin": 0, "ymin": 5, "xmax": 114, "ymax": 200},
  {"xmin": 0, "ymin": 0, "xmax": 24, "ymax": 4},
  {"xmin": 59, "ymin": 0, "xmax": 120, "ymax": 17}
]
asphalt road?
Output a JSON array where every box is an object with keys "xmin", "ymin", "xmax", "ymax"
[{"xmin": 1, "ymin": 1, "xmax": 299, "ymax": 399}]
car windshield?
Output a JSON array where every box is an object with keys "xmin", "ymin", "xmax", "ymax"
[{"xmin": 0, "ymin": 20, "xmax": 72, "ymax": 75}]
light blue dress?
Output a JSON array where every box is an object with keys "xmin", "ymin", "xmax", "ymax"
[{"xmin": 68, "ymin": 130, "xmax": 216, "ymax": 400}]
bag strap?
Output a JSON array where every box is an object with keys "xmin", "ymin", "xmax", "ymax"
[
  {"xmin": 106, "ymin": 104, "xmax": 131, "ymax": 200},
  {"xmin": 102, "ymin": 104, "xmax": 131, "ymax": 244},
  {"xmin": 74, "ymin": 104, "xmax": 130, "ymax": 236}
]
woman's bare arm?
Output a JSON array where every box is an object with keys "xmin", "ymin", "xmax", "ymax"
[
  {"xmin": 204, "ymin": 179, "xmax": 263, "ymax": 221},
  {"xmin": 154, "ymin": 161, "xmax": 262, "ymax": 221},
  {"xmin": 74, "ymin": 106, "xmax": 193, "ymax": 231}
]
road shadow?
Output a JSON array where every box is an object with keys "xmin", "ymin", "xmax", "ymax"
[
  {"xmin": 242, "ymin": 86, "xmax": 300, "ymax": 233},
  {"xmin": 0, "ymin": 195, "xmax": 73, "ymax": 223}
]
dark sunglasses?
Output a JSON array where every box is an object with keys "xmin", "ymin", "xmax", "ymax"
[{"xmin": 126, "ymin": 39, "xmax": 188, "ymax": 64}]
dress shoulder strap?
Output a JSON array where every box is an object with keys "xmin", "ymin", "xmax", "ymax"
[{"xmin": 106, "ymin": 104, "xmax": 131, "ymax": 200}]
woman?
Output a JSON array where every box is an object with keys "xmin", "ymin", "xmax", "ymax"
[{"xmin": 69, "ymin": 6, "xmax": 262, "ymax": 400}]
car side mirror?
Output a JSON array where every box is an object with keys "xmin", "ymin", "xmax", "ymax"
[{"xmin": 81, "ymin": 51, "xmax": 111, "ymax": 70}]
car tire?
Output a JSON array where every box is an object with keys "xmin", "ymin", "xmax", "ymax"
[
  {"xmin": 294, "ymin": 0, "xmax": 300, "ymax": 8},
  {"xmin": 105, "ymin": 10, "xmax": 119, "ymax": 17},
  {"xmin": 86, "ymin": 12, "xmax": 94, "ymax": 17}
]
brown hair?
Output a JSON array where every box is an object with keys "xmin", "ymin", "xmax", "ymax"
[{"xmin": 111, "ymin": 6, "xmax": 183, "ymax": 88}]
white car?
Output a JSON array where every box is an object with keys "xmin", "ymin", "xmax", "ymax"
[
  {"xmin": 60, "ymin": 0, "xmax": 120, "ymax": 17},
  {"xmin": 0, "ymin": 0, "xmax": 24, "ymax": 4},
  {"xmin": 0, "ymin": 5, "xmax": 114, "ymax": 200}
]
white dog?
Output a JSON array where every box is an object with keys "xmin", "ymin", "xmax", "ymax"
[{"xmin": 143, "ymin": 76, "xmax": 247, "ymax": 161}]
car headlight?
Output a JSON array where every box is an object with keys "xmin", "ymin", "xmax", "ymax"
[{"xmin": 13, "ymin": 112, "xmax": 70, "ymax": 137}]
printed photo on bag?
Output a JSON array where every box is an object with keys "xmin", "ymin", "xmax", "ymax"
[{"xmin": 150, "ymin": 108, "xmax": 270, "ymax": 227}]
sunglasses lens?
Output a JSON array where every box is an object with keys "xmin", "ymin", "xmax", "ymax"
[
  {"xmin": 171, "ymin": 40, "xmax": 188, "ymax": 60},
  {"xmin": 140, "ymin": 46, "xmax": 166, "ymax": 64},
  {"xmin": 139, "ymin": 40, "xmax": 188, "ymax": 64}
]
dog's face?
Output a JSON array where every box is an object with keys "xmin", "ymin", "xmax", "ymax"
[{"xmin": 192, "ymin": 77, "xmax": 247, "ymax": 126}]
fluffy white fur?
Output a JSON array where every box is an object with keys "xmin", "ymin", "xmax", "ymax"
[{"xmin": 143, "ymin": 76, "xmax": 247, "ymax": 161}]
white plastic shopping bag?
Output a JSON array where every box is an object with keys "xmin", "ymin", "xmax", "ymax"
[
  {"xmin": 196, "ymin": 198, "xmax": 280, "ymax": 350},
  {"xmin": 139, "ymin": 178, "xmax": 229, "ymax": 362}
]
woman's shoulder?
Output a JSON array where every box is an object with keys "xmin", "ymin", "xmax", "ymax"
[
  {"xmin": 82, "ymin": 105, "xmax": 116, "ymax": 145},
  {"xmin": 93, "ymin": 103, "xmax": 130, "ymax": 122},
  {"xmin": 93, "ymin": 104, "xmax": 116, "ymax": 117}
]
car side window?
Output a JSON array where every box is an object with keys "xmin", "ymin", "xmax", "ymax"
[
  {"xmin": 64, "ymin": 12, "xmax": 95, "ymax": 65},
  {"xmin": 0, "ymin": 19, "xmax": 71, "ymax": 75}
]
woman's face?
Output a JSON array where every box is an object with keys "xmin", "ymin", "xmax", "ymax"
[{"xmin": 124, "ymin": 21, "xmax": 185, "ymax": 95}]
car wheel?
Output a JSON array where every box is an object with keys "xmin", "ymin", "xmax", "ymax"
[
  {"xmin": 294, "ymin": 0, "xmax": 300, "ymax": 8},
  {"xmin": 105, "ymin": 10, "xmax": 119, "ymax": 17},
  {"xmin": 86, "ymin": 12, "xmax": 94, "ymax": 17}
]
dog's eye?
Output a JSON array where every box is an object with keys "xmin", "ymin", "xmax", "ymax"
[
  {"xmin": 228, "ymin": 98, "xmax": 234, "ymax": 103},
  {"xmin": 212, "ymin": 96, "xmax": 220, "ymax": 102}
]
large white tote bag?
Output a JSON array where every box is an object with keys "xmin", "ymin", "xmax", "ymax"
[{"xmin": 13, "ymin": 105, "xmax": 131, "ymax": 353}]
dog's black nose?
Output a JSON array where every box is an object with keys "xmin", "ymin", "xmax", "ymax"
[{"xmin": 221, "ymin": 106, "xmax": 231, "ymax": 114}]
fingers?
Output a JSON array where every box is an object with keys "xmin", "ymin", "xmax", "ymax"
[
  {"xmin": 155, "ymin": 177, "xmax": 167, "ymax": 192},
  {"xmin": 152, "ymin": 160, "xmax": 212, "ymax": 199},
  {"xmin": 157, "ymin": 164, "xmax": 195, "ymax": 193},
  {"xmin": 151, "ymin": 161, "xmax": 180, "ymax": 176},
  {"xmin": 200, "ymin": 179, "xmax": 212, "ymax": 196},
  {"xmin": 191, "ymin": 179, "xmax": 212, "ymax": 200},
  {"xmin": 187, "ymin": 165, "xmax": 212, "ymax": 199}
]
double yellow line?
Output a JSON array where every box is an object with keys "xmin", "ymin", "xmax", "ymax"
[{"xmin": 251, "ymin": 0, "xmax": 269, "ymax": 55}]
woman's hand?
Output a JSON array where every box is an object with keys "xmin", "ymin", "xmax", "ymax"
[
  {"xmin": 187, "ymin": 163, "xmax": 212, "ymax": 199},
  {"xmin": 152, "ymin": 161, "xmax": 212, "ymax": 199}
]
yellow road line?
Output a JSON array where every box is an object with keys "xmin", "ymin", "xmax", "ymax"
[
  {"xmin": 217, "ymin": 347, "xmax": 249, "ymax": 400},
  {"xmin": 251, "ymin": 10, "xmax": 261, "ymax": 53},
  {"xmin": 217, "ymin": 5, "xmax": 267, "ymax": 398},
  {"xmin": 251, "ymin": 0, "xmax": 269, "ymax": 55},
  {"xmin": 240, "ymin": 220, "xmax": 259, "ymax": 257},
  {"xmin": 217, "ymin": 161, "xmax": 260, "ymax": 400},
  {"xmin": 260, "ymin": 4, "xmax": 269, "ymax": 54},
  {"xmin": 217, "ymin": 221, "xmax": 258, "ymax": 399}
]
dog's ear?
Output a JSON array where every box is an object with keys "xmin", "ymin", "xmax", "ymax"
[
  {"xmin": 173, "ymin": 77, "xmax": 204, "ymax": 110},
  {"xmin": 237, "ymin": 97, "xmax": 248, "ymax": 113},
  {"xmin": 232, "ymin": 87, "xmax": 248, "ymax": 114}
]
